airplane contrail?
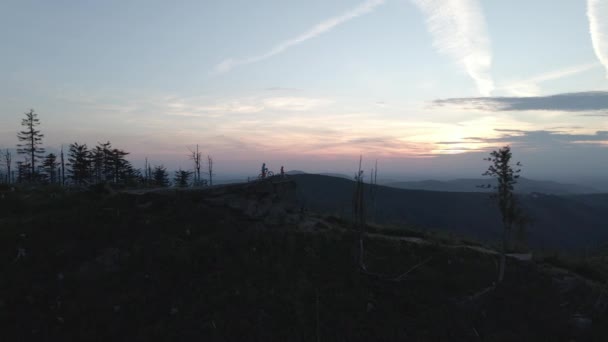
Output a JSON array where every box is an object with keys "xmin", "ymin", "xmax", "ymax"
[
  {"xmin": 214, "ymin": 0, "xmax": 385, "ymax": 73},
  {"xmin": 587, "ymin": 0, "xmax": 608, "ymax": 78},
  {"xmin": 411, "ymin": 0, "xmax": 494, "ymax": 96}
]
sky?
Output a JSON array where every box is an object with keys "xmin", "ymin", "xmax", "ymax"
[{"xmin": 1, "ymin": 0, "xmax": 608, "ymax": 182}]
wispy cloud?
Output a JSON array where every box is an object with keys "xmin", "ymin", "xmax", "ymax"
[
  {"xmin": 165, "ymin": 95, "xmax": 332, "ymax": 117},
  {"xmin": 411, "ymin": 0, "xmax": 494, "ymax": 96},
  {"xmin": 432, "ymin": 91, "xmax": 608, "ymax": 112},
  {"xmin": 587, "ymin": 0, "xmax": 608, "ymax": 78},
  {"xmin": 500, "ymin": 62, "xmax": 601, "ymax": 96},
  {"xmin": 214, "ymin": 0, "xmax": 385, "ymax": 73},
  {"xmin": 438, "ymin": 129, "xmax": 608, "ymax": 148}
]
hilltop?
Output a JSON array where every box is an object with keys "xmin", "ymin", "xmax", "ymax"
[{"xmin": 1, "ymin": 178, "xmax": 607, "ymax": 341}]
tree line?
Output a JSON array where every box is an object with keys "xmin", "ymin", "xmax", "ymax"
[{"xmin": 0, "ymin": 109, "xmax": 214, "ymax": 188}]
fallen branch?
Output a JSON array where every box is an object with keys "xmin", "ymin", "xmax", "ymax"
[
  {"xmin": 468, "ymin": 284, "xmax": 496, "ymax": 301},
  {"xmin": 393, "ymin": 257, "xmax": 433, "ymax": 281}
]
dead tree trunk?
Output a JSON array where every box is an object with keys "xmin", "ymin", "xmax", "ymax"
[
  {"xmin": 207, "ymin": 155, "xmax": 213, "ymax": 186},
  {"xmin": 353, "ymin": 156, "xmax": 366, "ymax": 270}
]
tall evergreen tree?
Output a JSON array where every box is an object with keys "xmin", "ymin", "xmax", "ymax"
[
  {"xmin": 109, "ymin": 148, "xmax": 130, "ymax": 183},
  {"xmin": 42, "ymin": 153, "xmax": 59, "ymax": 184},
  {"xmin": 68, "ymin": 143, "xmax": 91, "ymax": 185},
  {"xmin": 16, "ymin": 109, "xmax": 44, "ymax": 180},
  {"xmin": 91, "ymin": 144, "xmax": 104, "ymax": 183}
]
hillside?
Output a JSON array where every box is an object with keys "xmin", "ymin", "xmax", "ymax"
[
  {"xmin": 385, "ymin": 177, "xmax": 599, "ymax": 194},
  {"xmin": 292, "ymin": 174, "xmax": 608, "ymax": 250},
  {"xmin": 1, "ymin": 179, "xmax": 608, "ymax": 341}
]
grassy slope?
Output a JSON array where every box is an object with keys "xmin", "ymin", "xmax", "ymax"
[{"xmin": 0, "ymin": 187, "xmax": 607, "ymax": 341}]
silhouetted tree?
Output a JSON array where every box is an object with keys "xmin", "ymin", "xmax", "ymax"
[
  {"xmin": 189, "ymin": 145, "xmax": 203, "ymax": 185},
  {"xmin": 152, "ymin": 165, "xmax": 170, "ymax": 187},
  {"xmin": 148, "ymin": 164, "xmax": 153, "ymax": 185},
  {"xmin": 16, "ymin": 160, "xmax": 30, "ymax": 183},
  {"xmin": 60, "ymin": 145, "xmax": 66, "ymax": 186},
  {"xmin": 207, "ymin": 155, "xmax": 214, "ymax": 186},
  {"xmin": 368, "ymin": 159, "xmax": 379, "ymax": 222},
  {"xmin": 42, "ymin": 153, "xmax": 59, "ymax": 184},
  {"xmin": 174, "ymin": 169, "xmax": 192, "ymax": 188},
  {"xmin": 144, "ymin": 157, "xmax": 149, "ymax": 184},
  {"xmin": 2, "ymin": 149, "xmax": 11, "ymax": 184},
  {"xmin": 88, "ymin": 141, "xmax": 135, "ymax": 185},
  {"xmin": 483, "ymin": 145, "xmax": 522, "ymax": 283},
  {"xmin": 353, "ymin": 156, "xmax": 366, "ymax": 270},
  {"xmin": 17, "ymin": 109, "xmax": 44, "ymax": 181},
  {"xmin": 91, "ymin": 142, "xmax": 108, "ymax": 182},
  {"xmin": 110, "ymin": 148, "xmax": 132, "ymax": 183},
  {"xmin": 68, "ymin": 143, "xmax": 91, "ymax": 185}
]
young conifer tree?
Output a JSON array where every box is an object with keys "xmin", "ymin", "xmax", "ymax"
[
  {"xmin": 483, "ymin": 145, "xmax": 522, "ymax": 283},
  {"xmin": 16, "ymin": 109, "xmax": 44, "ymax": 180}
]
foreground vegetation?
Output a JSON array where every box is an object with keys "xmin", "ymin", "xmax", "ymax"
[{"xmin": 1, "ymin": 184, "xmax": 607, "ymax": 341}]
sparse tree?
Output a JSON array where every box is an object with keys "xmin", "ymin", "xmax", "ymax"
[
  {"xmin": 16, "ymin": 109, "xmax": 45, "ymax": 181},
  {"xmin": 174, "ymin": 169, "xmax": 192, "ymax": 188},
  {"xmin": 483, "ymin": 145, "xmax": 523, "ymax": 283},
  {"xmin": 152, "ymin": 165, "xmax": 170, "ymax": 187},
  {"xmin": 42, "ymin": 153, "xmax": 59, "ymax": 184}
]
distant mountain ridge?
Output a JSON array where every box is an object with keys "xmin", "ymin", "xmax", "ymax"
[
  {"xmin": 385, "ymin": 177, "xmax": 599, "ymax": 195},
  {"xmin": 291, "ymin": 174, "xmax": 608, "ymax": 250},
  {"xmin": 285, "ymin": 170, "xmax": 352, "ymax": 179}
]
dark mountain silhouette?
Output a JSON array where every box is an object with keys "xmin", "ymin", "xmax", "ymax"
[
  {"xmin": 286, "ymin": 170, "xmax": 352, "ymax": 179},
  {"xmin": 291, "ymin": 174, "xmax": 608, "ymax": 250},
  {"xmin": 385, "ymin": 177, "xmax": 599, "ymax": 194},
  {"xmin": 318, "ymin": 172, "xmax": 352, "ymax": 179}
]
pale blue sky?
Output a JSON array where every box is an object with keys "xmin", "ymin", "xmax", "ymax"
[{"xmin": 1, "ymin": 0, "xmax": 607, "ymax": 181}]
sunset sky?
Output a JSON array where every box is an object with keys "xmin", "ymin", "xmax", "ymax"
[{"xmin": 1, "ymin": 0, "xmax": 608, "ymax": 181}]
